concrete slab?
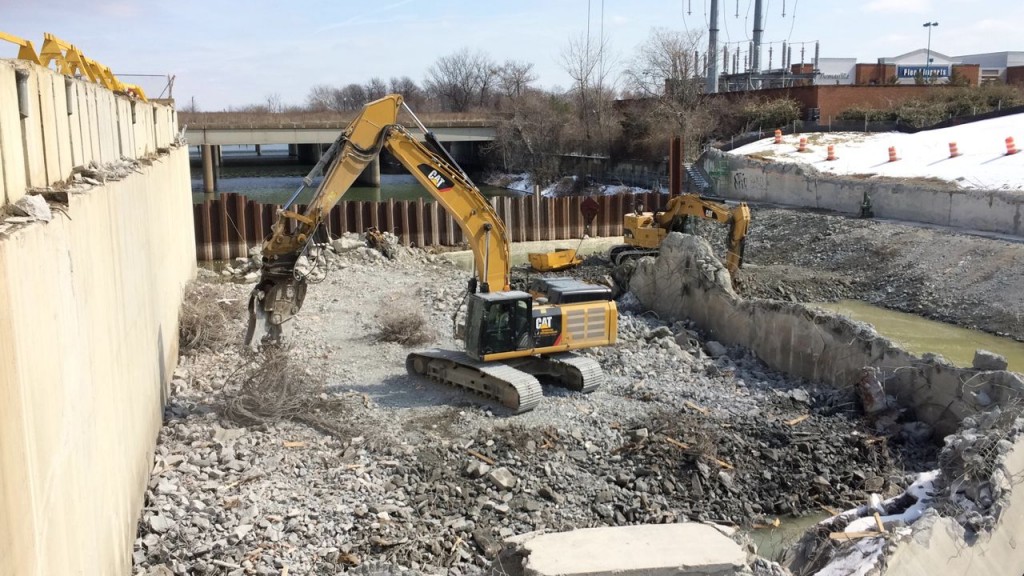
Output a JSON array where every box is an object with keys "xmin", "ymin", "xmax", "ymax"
[
  {"xmin": 505, "ymin": 523, "xmax": 746, "ymax": 576},
  {"xmin": 0, "ymin": 63, "xmax": 27, "ymax": 204}
]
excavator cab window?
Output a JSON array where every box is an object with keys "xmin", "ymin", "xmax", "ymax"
[{"xmin": 466, "ymin": 295, "xmax": 533, "ymax": 358}]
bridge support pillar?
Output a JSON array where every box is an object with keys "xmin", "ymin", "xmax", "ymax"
[
  {"xmin": 297, "ymin": 143, "xmax": 322, "ymax": 164},
  {"xmin": 255, "ymin": 144, "xmax": 261, "ymax": 156},
  {"xmin": 201, "ymin": 144, "xmax": 216, "ymax": 194},
  {"xmin": 355, "ymin": 154, "xmax": 381, "ymax": 187},
  {"xmin": 288, "ymin": 144, "xmax": 298, "ymax": 157}
]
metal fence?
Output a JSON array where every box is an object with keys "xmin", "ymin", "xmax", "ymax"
[{"xmin": 193, "ymin": 191, "xmax": 662, "ymax": 261}]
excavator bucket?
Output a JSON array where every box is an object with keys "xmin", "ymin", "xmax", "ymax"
[{"xmin": 528, "ymin": 248, "xmax": 582, "ymax": 272}]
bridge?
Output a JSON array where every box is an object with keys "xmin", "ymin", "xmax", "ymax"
[{"xmin": 179, "ymin": 111, "xmax": 499, "ymax": 192}]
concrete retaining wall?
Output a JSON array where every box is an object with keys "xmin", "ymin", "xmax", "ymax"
[
  {"xmin": 630, "ymin": 233, "xmax": 1024, "ymax": 576},
  {"xmin": 703, "ymin": 148, "xmax": 1024, "ymax": 237},
  {"xmin": 630, "ymin": 234, "xmax": 1024, "ymax": 437},
  {"xmin": 0, "ymin": 60, "xmax": 194, "ymax": 575}
]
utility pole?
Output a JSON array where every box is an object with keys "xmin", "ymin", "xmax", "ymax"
[{"xmin": 706, "ymin": 0, "xmax": 720, "ymax": 93}]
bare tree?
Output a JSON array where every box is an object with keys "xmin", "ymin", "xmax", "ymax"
[
  {"xmin": 365, "ymin": 77, "xmax": 389, "ymax": 101},
  {"xmin": 265, "ymin": 93, "xmax": 284, "ymax": 113},
  {"xmin": 497, "ymin": 60, "xmax": 537, "ymax": 100},
  {"xmin": 560, "ymin": 32, "xmax": 616, "ymax": 147},
  {"xmin": 622, "ymin": 28, "xmax": 704, "ymax": 100},
  {"xmin": 425, "ymin": 48, "xmax": 497, "ymax": 112},
  {"xmin": 306, "ymin": 84, "xmax": 337, "ymax": 112},
  {"xmin": 389, "ymin": 76, "xmax": 425, "ymax": 108},
  {"xmin": 621, "ymin": 28, "xmax": 711, "ymax": 161},
  {"xmin": 338, "ymin": 83, "xmax": 368, "ymax": 110}
]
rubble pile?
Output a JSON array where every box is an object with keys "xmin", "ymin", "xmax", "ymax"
[{"xmin": 134, "ymin": 241, "xmax": 945, "ymax": 576}]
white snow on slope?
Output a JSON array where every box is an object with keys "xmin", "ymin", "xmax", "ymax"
[{"xmin": 728, "ymin": 113, "xmax": 1024, "ymax": 191}]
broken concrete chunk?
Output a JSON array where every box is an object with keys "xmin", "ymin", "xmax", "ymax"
[
  {"xmin": 332, "ymin": 234, "xmax": 365, "ymax": 252},
  {"xmin": 148, "ymin": 514, "xmax": 175, "ymax": 534},
  {"xmin": 502, "ymin": 523, "xmax": 746, "ymax": 576},
  {"xmin": 704, "ymin": 340, "xmax": 728, "ymax": 358},
  {"xmin": 972, "ymin": 349, "xmax": 1008, "ymax": 371},
  {"xmin": 857, "ymin": 367, "xmax": 888, "ymax": 414},
  {"xmin": 12, "ymin": 194, "xmax": 53, "ymax": 222},
  {"xmin": 486, "ymin": 467, "xmax": 517, "ymax": 491}
]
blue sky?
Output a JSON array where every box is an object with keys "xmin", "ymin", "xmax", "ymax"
[{"xmin": 1, "ymin": 0, "xmax": 1021, "ymax": 110}]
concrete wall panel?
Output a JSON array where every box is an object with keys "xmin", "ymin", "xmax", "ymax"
[
  {"xmin": 0, "ymin": 148, "xmax": 195, "ymax": 575},
  {"xmin": 705, "ymin": 149, "xmax": 1024, "ymax": 238},
  {"xmin": 115, "ymin": 98, "xmax": 130, "ymax": 159},
  {"xmin": 82, "ymin": 83, "xmax": 100, "ymax": 165},
  {"xmin": 35, "ymin": 68, "xmax": 60, "ymax": 185},
  {"xmin": 0, "ymin": 62, "xmax": 26, "ymax": 203},
  {"xmin": 67, "ymin": 82, "xmax": 87, "ymax": 168},
  {"xmin": 49, "ymin": 74, "xmax": 72, "ymax": 178},
  {"xmin": 18, "ymin": 66, "xmax": 47, "ymax": 189}
]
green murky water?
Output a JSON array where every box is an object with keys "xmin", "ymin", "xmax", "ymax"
[{"xmin": 814, "ymin": 300, "xmax": 1024, "ymax": 372}]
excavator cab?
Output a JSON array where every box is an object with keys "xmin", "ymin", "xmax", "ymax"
[{"xmin": 464, "ymin": 292, "xmax": 534, "ymax": 359}]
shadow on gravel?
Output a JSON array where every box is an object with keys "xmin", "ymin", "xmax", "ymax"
[{"xmin": 341, "ymin": 373, "xmax": 545, "ymax": 417}]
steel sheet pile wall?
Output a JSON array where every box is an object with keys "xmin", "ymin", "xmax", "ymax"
[
  {"xmin": 0, "ymin": 60, "xmax": 195, "ymax": 575},
  {"xmin": 193, "ymin": 192, "xmax": 658, "ymax": 260}
]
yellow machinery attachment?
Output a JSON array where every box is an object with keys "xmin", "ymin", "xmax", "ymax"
[{"xmin": 528, "ymin": 248, "xmax": 582, "ymax": 272}]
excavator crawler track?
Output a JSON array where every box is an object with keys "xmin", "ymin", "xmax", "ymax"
[
  {"xmin": 507, "ymin": 352, "xmax": 605, "ymax": 394},
  {"xmin": 406, "ymin": 349, "xmax": 544, "ymax": 414},
  {"xmin": 609, "ymin": 246, "xmax": 659, "ymax": 266}
]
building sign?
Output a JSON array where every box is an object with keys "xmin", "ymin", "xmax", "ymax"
[
  {"xmin": 820, "ymin": 72, "xmax": 850, "ymax": 80},
  {"xmin": 898, "ymin": 65, "xmax": 949, "ymax": 78}
]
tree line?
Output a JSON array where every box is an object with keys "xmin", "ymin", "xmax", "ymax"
[{"xmin": 186, "ymin": 28, "xmax": 1024, "ymax": 185}]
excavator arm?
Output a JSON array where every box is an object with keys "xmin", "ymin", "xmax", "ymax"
[
  {"xmin": 245, "ymin": 94, "xmax": 511, "ymax": 347},
  {"xmin": 656, "ymin": 194, "xmax": 750, "ymax": 274}
]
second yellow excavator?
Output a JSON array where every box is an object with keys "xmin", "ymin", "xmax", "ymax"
[
  {"xmin": 609, "ymin": 193, "xmax": 751, "ymax": 276},
  {"xmin": 245, "ymin": 94, "xmax": 618, "ymax": 413}
]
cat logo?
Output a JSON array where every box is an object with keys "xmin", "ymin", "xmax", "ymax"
[
  {"xmin": 703, "ymin": 208, "xmax": 716, "ymax": 219},
  {"xmin": 417, "ymin": 164, "xmax": 453, "ymax": 191},
  {"xmin": 427, "ymin": 170, "xmax": 445, "ymax": 189},
  {"xmin": 535, "ymin": 316, "xmax": 553, "ymax": 330}
]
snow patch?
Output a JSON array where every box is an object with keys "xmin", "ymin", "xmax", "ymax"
[{"xmin": 728, "ymin": 113, "xmax": 1024, "ymax": 191}]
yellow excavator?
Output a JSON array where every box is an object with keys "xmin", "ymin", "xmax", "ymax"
[
  {"xmin": 245, "ymin": 94, "xmax": 618, "ymax": 413},
  {"xmin": 609, "ymin": 193, "xmax": 751, "ymax": 276}
]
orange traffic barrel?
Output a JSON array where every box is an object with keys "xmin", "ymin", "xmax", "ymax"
[
  {"xmin": 1007, "ymin": 137, "xmax": 1019, "ymax": 155},
  {"xmin": 798, "ymin": 136, "xmax": 807, "ymax": 152},
  {"xmin": 949, "ymin": 142, "xmax": 960, "ymax": 157},
  {"xmin": 888, "ymin": 146, "xmax": 899, "ymax": 162},
  {"xmin": 826, "ymin": 145, "xmax": 837, "ymax": 161},
  {"xmin": 774, "ymin": 129, "xmax": 782, "ymax": 144}
]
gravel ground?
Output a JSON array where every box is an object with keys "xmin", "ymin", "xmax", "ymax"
[{"xmin": 135, "ymin": 204, "xmax": 1024, "ymax": 576}]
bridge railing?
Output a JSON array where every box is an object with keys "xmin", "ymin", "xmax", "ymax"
[{"xmin": 193, "ymin": 192, "xmax": 660, "ymax": 261}]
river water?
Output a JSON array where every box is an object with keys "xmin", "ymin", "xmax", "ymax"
[
  {"xmin": 815, "ymin": 300, "xmax": 1024, "ymax": 372},
  {"xmin": 189, "ymin": 144, "xmax": 513, "ymax": 205}
]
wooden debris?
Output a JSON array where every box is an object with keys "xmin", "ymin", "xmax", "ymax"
[
  {"xmin": 283, "ymin": 441, "xmax": 307, "ymax": 448},
  {"xmin": 829, "ymin": 531, "xmax": 886, "ymax": 541},
  {"xmin": 468, "ymin": 449, "xmax": 495, "ymax": 465},
  {"xmin": 874, "ymin": 512, "xmax": 886, "ymax": 533},
  {"xmin": 786, "ymin": 414, "xmax": 810, "ymax": 426},
  {"xmin": 684, "ymin": 401, "xmax": 709, "ymax": 414},
  {"xmin": 664, "ymin": 437, "xmax": 691, "ymax": 450},
  {"xmin": 714, "ymin": 458, "xmax": 734, "ymax": 470}
]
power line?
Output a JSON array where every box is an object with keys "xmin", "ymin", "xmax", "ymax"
[{"xmin": 786, "ymin": 0, "xmax": 799, "ymax": 42}]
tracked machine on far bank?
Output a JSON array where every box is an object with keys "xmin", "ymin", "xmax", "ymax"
[
  {"xmin": 244, "ymin": 94, "xmax": 617, "ymax": 413},
  {"xmin": 610, "ymin": 193, "xmax": 751, "ymax": 278}
]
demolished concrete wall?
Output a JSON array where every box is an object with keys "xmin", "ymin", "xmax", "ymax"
[
  {"xmin": 629, "ymin": 233, "xmax": 1024, "ymax": 438},
  {"xmin": 702, "ymin": 148, "xmax": 1024, "ymax": 237},
  {"xmin": 629, "ymin": 233, "xmax": 1024, "ymax": 575}
]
